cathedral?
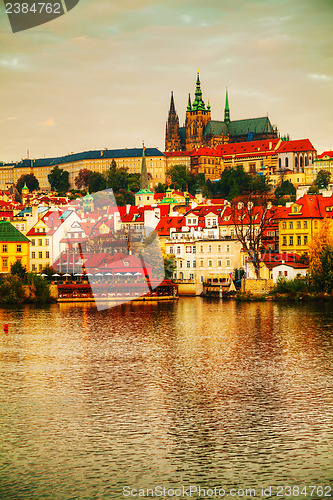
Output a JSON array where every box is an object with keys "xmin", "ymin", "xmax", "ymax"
[{"xmin": 165, "ymin": 72, "xmax": 278, "ymax": 152}]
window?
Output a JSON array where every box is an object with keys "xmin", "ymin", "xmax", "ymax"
[
  {"xmin": 218, "ymin": 260, "xmax": 222, "ymax": 267},
  {"xmin": 31, "ymin": 239, "xmax": 35, "ymax": 246},
  {"xmin": 21, "ymin": 224, "xmax": 25, "ymax": 231},
  {"xmin": 283, "ymin": 236, "xmax": 287, "ymax": 246},
  {"xmin": 177, "ymin": 246, "xmax": 181, "ymax": 254},
  {"xmin": 230, "ymin": 230, "xmax": 235, "ymax": 238},
  {"xmin": 2, "ymin": 258, "xmax": 8, "ymax": 268},
  {"xmin": 46, "ymin": 239, "xmax": 49, "ymax": 246},
  {"xmin": 289, "ymin": 236, "xmax": 293, "ymax": 246},
  {"xmin": 32, "ymin": 252, "xmax": 35, "ymax": 259},
  {"xmin": 2, "ymin": 244, "xmax": 7, "ymax": 253},
  {"xmin": 179, "ymin": 261, "xmax": 183, "ymax": 268},
  {"xmin": 192, "ymin": 246, "xmax": 196, "ymax": 253},
  {"xmin": 169, "ymin": 247, "xmax": 174, "ymax": 254},
  {"xmin": 284, "ymin": 271, "xmax": 288, "ymax": 276},
  {"xmin": 226, "ymin": 259, "xmax": 231, "ymax": 267},
  {"xmin": 32, "ymin": 264, "xmax": 36, "ymax": 271},
  {"xmin": 304, "ymin": 221, "xmax": 308, "ymax": 229},
  {"xmin": 39, "ymin": 264, "xmax": 43, "ymax": 271},
  {"xmin": 297, "ymin": 221, "xmax": 301, "ymax": 229},
  {"xmin": 314, "ymin": 221, "xmax": 318, "ymax": 229},
  {"xmin": 218, "ymin": 245, "xmax": 221, "ymax": 252},
  {"xmin": 208, "ymin": 260, "xmax": 212, "ymax": 267},
  {"xmin": 297, "ymin": 236, "xmax": 301, "ymax": 245},
  {"xmin": 186, "ymin": 246, "xmax": 192, "ymax": 253},
  {"xmin": 39, "ymin": 252, "xmax": 43, "ymax": 259},
  {"xmin": 187, "ymin": 260, "xmax": 191, "ymax": 268},
  {"xmin": 226, "ymin": 245, "xmax": 230, "ymax": 252},
  {"xmin": 193, "ymin": 260, "xmax": 196, "ymax": 268},
  {"xmin": 200, "ymin": 260, "xmax": 204, "ymax": 267},
  {"xmin": 38, "ymin": 239, "xmax": 42, "ymax": 246},
  {"xmin": 46, "ymin": 252, "xmax": 50, "ymax": 259},
  {"xmin": 200, "ymin": 245, "xmax": 203, "ymax": 253},
  {"xmin": 289, "ymin": 222, "xmax": 293, "ymax": 229},
  {"xmin": 283, "ymin": 222, "xmax": 287, "ymax": 229},
  {"xmin": 304, "ymin": 236, "xmax": 308, "ymax": 245},
  {"xmin": 278, "ymin": 271, "xmax": 282, "ymax": 276},
  {"xmin": 208, "ymin": 245, "xmax": 212, "ymax": 252},
  {"xmin": 16, "ymin": 244, "xmax": 22, "ymax": 253}
]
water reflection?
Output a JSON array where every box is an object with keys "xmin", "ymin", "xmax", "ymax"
[{"xmin": 0, "ymin": 300, "xmax": 332, "ymax": 499}]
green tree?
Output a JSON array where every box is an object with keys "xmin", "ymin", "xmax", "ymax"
[
  {"xmin": 315, "ymin": 169, "xmax": 331, "ymax": 190},
  {"xmin": 26, "ymin": 273, "xmax": 51, "ymax": 303},
  {"xmin": 154, "ymin": 182, "xmax": 167, "ymax": 193},
  {"xmin": 0, "ymin": 274, "xmax": 25, "ymax": 303},
  {"xmin": 48, "ymin": 166, "xmax": 70, "ymax": 193},
  {"xmin": 105, "ymin": 159, "xmax": 129, "ymax": 191},
  {"xmin": 74, "ymin": 168, "xmax": 91, "ymax": 190},
  {"xmin": 88, "ymin": 171, "xmax": 107, "ymax": 193},
  {"xmin": 127, "ymin": 173, "xmax": 141, "ymax": 192},
  {"xmin": 16, "ymin": 173, "xmax": 39, "ymax": 193},
  {"xmin": 275, "ymin": 180, "xmax": 296, "ymax": 197},
  {"xmin": 10, "ymin": 260, "xmax": 28, "ymax": 282},
  {"xmin": 166, "ymin": 164, "xmax": 189, "ymax": 191},
  {"xmin": 115, "ymin": 190, "xmax": 135, "ymax": 206}
]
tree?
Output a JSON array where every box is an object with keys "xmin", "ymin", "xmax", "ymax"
[
  {"xmin": 115, "ymin": 190, "xmax": 135, "ymax": 206},
  {"xmin": 315, "ymin": 170, "xmax": 331, "ymax": 190},
  {"xmin": 48, "ymin": 166, "xmax": 70, "ymax": 193},
  {"xmin": 75, "ymin": 168, "xmax": 91, "ymax": 190},
  {"xmin": 166, "ymin": 164, "xmax": 189, "ymax": 191},
  {"xmin": 10, "ymin": 260, "xmax": 28, "ymax": 282},
  {"xmin": 105, "ymin": 159, "xmax": 128, "ymax": 191},
  {"xmin": 308, "ymin": 218, "xmax": 333, "ymax": 292},
  {"xmin": 88, "ymin": 171, "xmax": 107, "ymax": 193},
  {"xmin": 275, "ymin": 180, "xmax": 296, "ymax": 198},
  {"xmin": 230, "ymin": 193, "xmax": 275, "ymax": 279},
  {"xmin": 154, "ymin": 182, "xmax": 167, "ymax": 193},
  {"xmin": 127, "ymin": 173, "xmax": 141, "ymax": 193},
  {"xmin": 16, "ymin": 173, "xmax": 39, "ymax": 193}
]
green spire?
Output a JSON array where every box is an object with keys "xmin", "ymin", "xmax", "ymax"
[
  {"xmin": 22, "ymin": 182, "xmax": 29, "ymax": 192},
  {"xmin": 192, "ymin": 70, "xmax": 206, "ymax": 111},
  {"xmin": 187, "ymin": 93, "xmax": 192, "ymax": 111},
  {"xmin": 224, "ymin": 88, "xmax": 230, "ymax": 126}
]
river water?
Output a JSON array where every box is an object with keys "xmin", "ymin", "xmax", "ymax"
[{"xmin": 0, "ymin": 299, "xmax": 332, "ymax": 500}]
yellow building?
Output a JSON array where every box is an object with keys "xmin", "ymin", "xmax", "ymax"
[
  {"xmin": 0, "ymin": 221, "xmax": 30, "ymax": 273},
  {"xmin": 305, "ymin": 150, "xmax": 333, "ymax": 185},
  {"xmin": 0, "ymin": 147, "xmax": 167, "ymax": 192},
  {"xmin": 277, "ymin": 194, "xmax": 333, "ymax": 254}
]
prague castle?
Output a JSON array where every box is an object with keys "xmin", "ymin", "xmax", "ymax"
[{"xmin": 165, "ymin": 72, "xmax": 278, "ymax": 152}]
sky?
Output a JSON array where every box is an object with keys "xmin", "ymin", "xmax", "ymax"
[{"xmin": 1, "ymin": 0, "xmax": 333, "ymax": 163}]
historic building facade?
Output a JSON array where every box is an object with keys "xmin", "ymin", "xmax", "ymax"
[{"xmin": 165, "ymin": 72, "xmax": 278, "ymax": 152}]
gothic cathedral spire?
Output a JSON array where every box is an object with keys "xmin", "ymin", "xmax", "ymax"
[
  {"xmin": 224, "ymin": 88, "xmax": 230, "ymax": 126},
  {"xmin": 165, "ymin": 91, "xmax": 182, "ymax": 152}
]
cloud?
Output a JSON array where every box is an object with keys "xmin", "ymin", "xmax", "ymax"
[
  {"xmin": 308, "ymin": 73, "xmax": 332, "ymax": 82},
  {"xmin": 40, "ymin": 118, "xmax": 55, "ymax": 127}
]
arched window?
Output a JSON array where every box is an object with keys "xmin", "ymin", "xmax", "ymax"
[
  {"xmin": 279, "ymin": 158, "xmax": 281, "ymax": 169},
  {"xmin": 285, "ymin": 157, "xmax": 289, "ymax": 169}
]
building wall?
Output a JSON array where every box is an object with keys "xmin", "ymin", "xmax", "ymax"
[
  {"xmin": 0, "ymin": 241, "xmax": 30, "ymax": 273},
  {"xmin": 0, "ymin": 153, "xmax": 167, "ymax": 191}
]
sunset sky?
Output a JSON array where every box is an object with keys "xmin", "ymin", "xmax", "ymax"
[{"xmin": 1, "ymin": 0, "xmax": 333, "ymax": 162}]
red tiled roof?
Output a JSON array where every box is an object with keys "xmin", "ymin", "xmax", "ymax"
[
  {"xmin": 276, "ymin": 139, "xmax": 316, "ymax": 153},
  {"xmin": 317, "ymin": 151, "xmax": 333, "ymax": 159}
]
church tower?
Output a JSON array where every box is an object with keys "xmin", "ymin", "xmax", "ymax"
[
  {"xmin": 165, "ymin": 92, "xmax": 182, "ymax": 151},
  {"xmin": 224, "ymin": 88, "xmax": 230, "ymax": 126},
  {"xmin": 135, "ymin": 144, "xmax": 154, "ymax": 207},
  {"xmin": 185, "ymin": 71, "xmax": 211, "ymax": 150}
]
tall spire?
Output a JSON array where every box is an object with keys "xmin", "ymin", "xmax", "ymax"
[
  {"xmin": 192, "ymin": 70, "xmax": 206, "ymax": 111},
  {"xmin": 187, "ymin": 93, "xmax": 192, "ymax": 111},
  {"xmin": 224, "ymin": 88, "xmax": 230, "ymax": 126},
  {"xmin": 169, "ymin": 91, "xmax": 175, "ymax": 114},
  {"xmin": 139, "ymin": 142, "xmax": 151, "ymax": 191}
]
